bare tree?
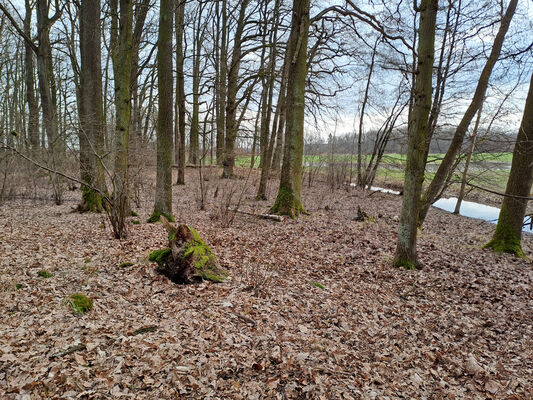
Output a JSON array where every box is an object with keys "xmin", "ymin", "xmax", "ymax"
[
  {"xmin": 270, "ymin": 0, "xmax": 310, "ymax": 217},
  {"xmin": 393, "ymin": 0, "xmax": 438, "ymax": 270}
]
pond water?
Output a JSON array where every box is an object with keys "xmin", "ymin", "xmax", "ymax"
[
  {"xmin": 433, "ymin": 197, "xmax": 533, "ymax": 234},
  {"xmin": 370, "ymin": 186, "xmax": 533, "ymax": 234}
]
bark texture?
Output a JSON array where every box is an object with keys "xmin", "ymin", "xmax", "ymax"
[
  {"xmin": 393, "ymin": 0, "xmax": 438, "ymax": 269},
  {"xmin": 270, "ymin": 0, "xmax": 310, "ymax": 218},
  {"xmin": 79, "ymin": 0, "xmax": 106, "ymax": 212},
  {"xmin": 151, "ymin": 0, "xmax": 174, "ymax": 222}
]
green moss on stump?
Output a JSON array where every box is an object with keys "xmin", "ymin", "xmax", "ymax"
[
  {"xmin": 147, "ymin": 211, "xmax": 175, "ymax": 224},
  {"xmin": 68, "ymin": 294, "xmax": 93, "ymax": 314},
  {"xmin": 149, "ymin": 225, "xmax": 227, "ymax": 283},
  {"xmin": 149, "ymin": 248, "xmax": 172, "ymax": 264},
  {"xmin": 185, "ymin": 227, "xmax": 227, "ymax": 282}
]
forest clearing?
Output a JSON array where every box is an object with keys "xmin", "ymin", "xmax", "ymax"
[{"xmin": 1, "ymin": 168, "xmax": 532, "ymax": 399}]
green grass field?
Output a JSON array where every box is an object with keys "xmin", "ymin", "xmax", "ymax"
[{"xmin": 207, "ymin": 152, "xmax": 512, "ymax": 191}]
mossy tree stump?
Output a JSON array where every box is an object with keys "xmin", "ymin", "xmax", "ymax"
[{"xmin": 149, "ymin": 216, "xmax": 227, "ymax": 283}]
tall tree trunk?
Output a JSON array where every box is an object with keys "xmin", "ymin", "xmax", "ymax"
[
  {"xmin": 485, "ymin": 71, "xmax": 533, "ymax": 258},
  {"xmin": 130, "ymin": 0, "xmax": 150, "ymax": 148},
  {"xmin": 357, "ymin": 38, "xmax": 378, "ymax": 188},
  {"xmin": 222, "ymin": 0, "xmax": 249, "ymax": 178},
  {"xmin": 150, "ymin": 0, "xmax": 174, "ymax": 222},
  {"xmin": 175, "ymin": 0, "xmax": 186, "ymax": 184},
  {"xmin": 270, "ymin": 0, "xmax": 310, "ymax": 218},
  {"xmin": 453, "ymin": 104, "xmax": 483, "ymax": 215},
  {"xmin": 418, "ymin": 0, "xmax": 518, "ymax": 225},
  {"xmin": 79, "ymin": 0, "xmax": 106, "ymax": 212},
  {"xmin": 216, "ymin": 0, "xmax": 227, "ymax": 166},
  {"xmin": 37, "ymin": 0, "xmax": 64, "ymax": 204},
  {"xmin": 189, "ymin": 4, "xmax": 204, "ymax": 166},
  {"xmin": 24, "ymin": 0, "xmax": 39, "ymax": 151},
  {"xmin": 110, "ymin": 0, "xmax": 133, "ymax": 238},
  {"xmin": 393, "ymin": 0, "xmax": 438, "ymax": 269},
  {"xmin": 257, "ymin": 0, "xmax": 280, "ymax": 200},
  {"xmin": 270, "ymin": 44, "xmax": 291, "ymax": 173}
]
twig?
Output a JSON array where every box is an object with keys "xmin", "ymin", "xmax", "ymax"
[
  {"xmin": 49, "ymin": 344, "xmax": 87, "ymax": 360},
  {"xmin": 236, "ymin": 314, "xmax": 257, "ymax": 326},
  {"xmin": 466, "ymin": 182, "xmax": 533, "ymax": 200},
  {"xmin": 229, "ymin": 208, "xmax": 283, "ymax": 222}
]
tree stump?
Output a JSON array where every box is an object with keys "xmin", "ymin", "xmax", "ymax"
[{"xmin": 149, "ymin": 216, "xmax": 227, "ymax": 283}]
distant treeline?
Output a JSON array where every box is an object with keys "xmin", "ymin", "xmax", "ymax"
[{"xmin": 303, "ymin": 127, "xmax": 516, "ymax": 155}]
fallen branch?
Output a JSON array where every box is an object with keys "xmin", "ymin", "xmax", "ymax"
[
  {"xmin": 229, "ymin": 208, "xmax": 283, "ymax": 222},
  {"xmin": 49, "ymin": 344, "xmax": 87, "ymax": 360}
]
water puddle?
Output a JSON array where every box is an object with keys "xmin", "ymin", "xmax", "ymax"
[
  {"xmin": 433, "ymin": 197, "xmax": 532, "ymax": 233},
  {"xmin": 369, "ymin": 186, "xmax": 532, "ymax": 234}
]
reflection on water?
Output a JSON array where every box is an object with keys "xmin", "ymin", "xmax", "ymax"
[
  {"xmin": 356, "ymin": 186, "xmax": 532, "ymax": 234},
  {"xmin": 370, "ymin": 186, "xmax": 401, "ymax": 195},
  {"xmin": 433, "ymin": 197, "xmax": 533, "ymax": 234}
]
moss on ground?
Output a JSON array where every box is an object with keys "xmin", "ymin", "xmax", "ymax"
[
  {"xmin": 68, "ymin": 294, "xmax": 93, "ymax": 314},
  {"xmin": 119, "ymin": 261, "xmax": 135, "ymax": 268},
  {"xmin": 38, "ymin": 270, "xmax": 53, "ymax": 278}
]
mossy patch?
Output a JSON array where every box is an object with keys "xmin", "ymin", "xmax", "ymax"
[
  {"xmin": 147, "ymin": 211, "xmax": 175, "ymax": 224},
  {"xmin": 484, "ymin": 237, "xmax": 524, "ymax": 258},
  {"xmin": 78, "ymin": 186, "xmax": 104, "ymax": 213},
  {"xmin": 309, "ymin": 281, "xmax": 325, "ymax": 289},
  {"xmin": 148, "ymin": 248, "xmax": 172, "ymax": 264},
  {"xmin": 392, "ymin": 259, "xmax": 422, "ymax": 270},
  {"xmin": 15, "ymin": 283, "xmax": 22, "ymax": 290},
  {"xmin": 270, "ymin": 186, "xmax": 307, "ymax": 219},
  {"xmin": 130, "ymin": 210, "xmax": 139, "ymax": 217},
  {"xmin": 67, "ymin": 294, "xmax": 93, "ymax": 314},
  {"xmin": 38, "ymin": 270, "xmax": 53, "ymax": 278},
  {"xmin": 119, "ymin": 261, "xmax": 135, "ymax": 268},
  {"xmin": 184, "ymin": 227, "xmax": 227, "ymax": 282},
  {"xmin": 132, "ymin": 220, "xmax": 141, "ymax": 225}
]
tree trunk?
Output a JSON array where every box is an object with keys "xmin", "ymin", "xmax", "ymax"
[
  {"xmin": 24, "ymin": 0, "xmax": 39, "ymax": 151},
  {"xmin": 257, "ymin": 0, "xmax": 280, "ymax": 200},
  {"xmin": 150, "ymin": 0, "xmax": 174, "ymax": 223},
  {"xmin": 393, "ymin": 0, "xmax": 438, "ymax": 269},
  {"xmin": 270, "ymin": 0, "xmax": 310, "ymax": 218},
  {"xmin": 222, "ymin": 0, "xmax": 249, "ymax": 178},
  {"xmin": 110, "ymin": 0, "xmax": 134, "ymax": 238},
  {"xmin": 175, "ymin": 0, "xmax": 186, "ymax": 184},
  {"xmin": 357, "ymin": 38, "xmax": 378, "ymax": 188},
  {"xmin": 78, "ymin": 0, "xmax": 107, "ymax": 212},
  {"xmin": 216, "ymin": 0, "xmax": 227, "ymax": 166},
  {"xmin": 485, "ymin": 71, "xmax": 533, "ymax": 258},
  {"xmin": 453, "ymin": 104, "xmax": 483, "ymax": 214},
  {"xmin": 418, "ymin": 0, "xmax": 518, "ymax": 225}
]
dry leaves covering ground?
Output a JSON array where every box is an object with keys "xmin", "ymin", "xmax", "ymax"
[{"xmin": 0, "ymin": 169, "xmax": 532, "ymax": 399}]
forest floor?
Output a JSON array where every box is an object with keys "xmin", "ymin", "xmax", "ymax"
[{"xmin": 0, "ymin": 168, "xmax": 532, "ymax": 399}]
